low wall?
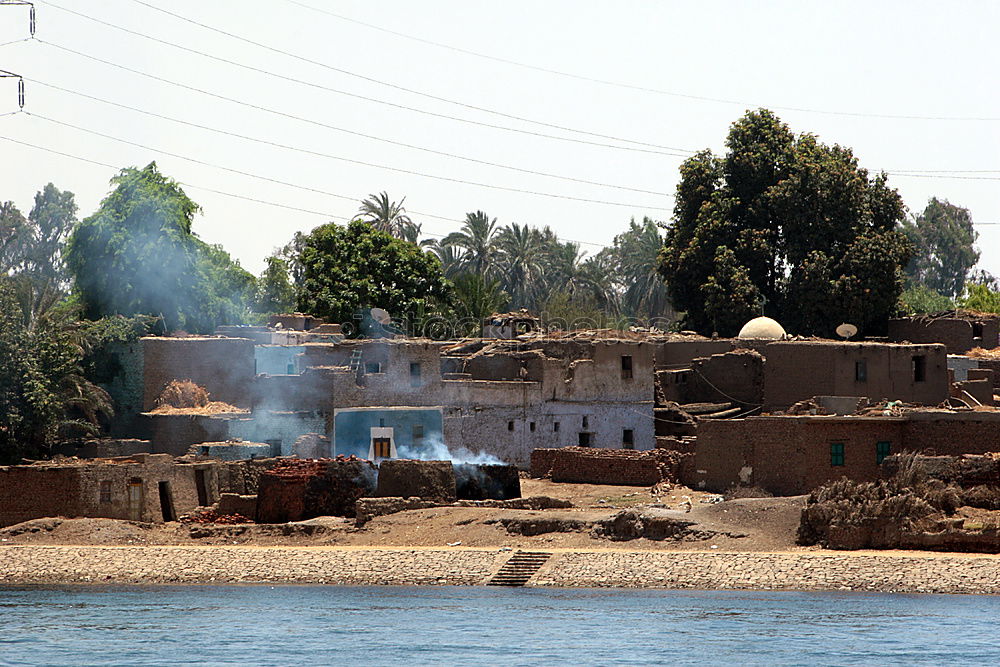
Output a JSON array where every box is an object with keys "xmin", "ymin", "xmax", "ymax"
[{"xmin": 530, "ymin": 447, "xmax": 684, "ymax": 486}]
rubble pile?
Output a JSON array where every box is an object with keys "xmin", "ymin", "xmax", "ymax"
[
  {"xmin": 179, "ymin": 509, "xmax": 252, "ymax": 525},
  {"xmin": 531, "ymin": 446, "xmax": 687, "ymax": 487}
]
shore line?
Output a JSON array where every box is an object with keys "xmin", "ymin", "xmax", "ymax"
[{"xmin": 3, "ymin": 546, "xmax": 1000, "ymax": 594}]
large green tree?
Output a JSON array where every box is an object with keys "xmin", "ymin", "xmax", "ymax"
[
  {"xmin": 659, "ymin": 109, "xmax": 911, "ymax": 336},
  {"xmin": 0, "ymin": 279, "xmax": 113, "ymax": 462},
  {"xmin": 66, "ymin": 163, "xmax": 254, "ymax": 333},
  {"xmin": 901, "ymin": 198, "xmax": 979, "ymax": 298},
  {"xmin": 297, "ymin": 220, "xmax": 454, "ymax": 334}
]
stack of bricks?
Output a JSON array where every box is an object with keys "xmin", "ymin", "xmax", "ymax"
[
  {"xmin": 256, "ymin": 458, "xmax": 377, "ymax": 522},
  {"xmin": 530, "ymin": 446, "xmax": 685, "ymax": 486}
]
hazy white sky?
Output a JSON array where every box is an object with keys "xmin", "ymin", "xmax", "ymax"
[{"xmin": 0, "ymin": 0, "xmax": 997, "ymax": 276}]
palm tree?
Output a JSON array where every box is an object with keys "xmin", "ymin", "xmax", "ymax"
[
  {"xmin": 428, "ymin": 242, "xmax": 468, "ymax": 280},
  {"xmin": 358, "ymin": 192, "xmax": 413, "ymax": 238},
  {"xmin": 441, "ymin": 210, "xmax": 499, "ymax": 277},
  {"xmin": 616, "ymin": 217, "xmax": 673, "ymax": 323},
  {"xmin": 452, "ymin": 273, "xmax": 510, "ymax": 335},
  {"xmin": 495, "ymin": 223, "xmax": 547, "ymax": 309}
]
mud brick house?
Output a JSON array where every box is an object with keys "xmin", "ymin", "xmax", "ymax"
[
  {"xmin": 0, "ymin": 455, "xmax": 221, "ymax": 527},
  {"xmin": 658, "ymin": 340, "xmax": 949, "ymax": 412},
  {"xmin": 689, "ymin": 410, "xmax": 1000, "ymax": 496},
  {"xmin": 888, "ymin": 312, "xmax": 1000, "ymax": 354},
  {"xmin": 125, "ymin": 330, "xmax": 656, "ymax": 467}
]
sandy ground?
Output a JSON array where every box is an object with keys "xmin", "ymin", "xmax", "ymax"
[{"xmin": 0, "ymin": 479, "xmax": 810, "ymax": 552}]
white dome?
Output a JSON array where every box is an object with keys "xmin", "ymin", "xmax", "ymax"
[{"xmin": 738, "ymin": 316, "xmax": 786, "ymax": 340}]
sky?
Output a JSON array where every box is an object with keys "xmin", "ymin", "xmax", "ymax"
[{"xmin": 0, "ymin": 0, "xmax": 997, "ymax": 277}]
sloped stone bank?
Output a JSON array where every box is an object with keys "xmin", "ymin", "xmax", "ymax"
[{"xmin": 3, "ymin": 546, "xmax": 1000, "ymax": 594}]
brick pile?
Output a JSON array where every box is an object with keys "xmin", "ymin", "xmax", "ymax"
[{"xmin": 530, "ymin": 447, "xmax": 685, "ymax": 486}]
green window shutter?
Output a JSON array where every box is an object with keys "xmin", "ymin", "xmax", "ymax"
[
  {"xmin": 876, "ymin": 441, "xmax": 891, "ymax": 464},
  {"xmin": 831, "ymin": 442, "xmax": 845, "ymax": 466}
]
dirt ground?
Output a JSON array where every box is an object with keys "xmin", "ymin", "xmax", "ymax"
[{"xmin": 0, "ymin": 479, "xmax": 811, "ymax": 552}]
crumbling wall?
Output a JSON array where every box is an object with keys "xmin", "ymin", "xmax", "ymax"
[
  {"xmin": 889, "ymin": 318, "xmax": 978, "ymax": 354},
  {"xmin": 682, "ymin": 349, "xmax": 763, "ymax": 406},
  {"xmin": 142, "ymin": 337, "xmax": 255, "ymax": 410},
  {"xmin": 138, "ymin": 413, "xmax": 231, "ymax": 456},
  {"xmin": 530, "ymin": 446, "xmax": 685, "ymax": 486},
  {"xmin": 654, "ymin": 339, "xmax": 734, "ymax": 369}
]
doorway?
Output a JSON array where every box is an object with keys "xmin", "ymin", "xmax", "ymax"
[
  {"xmin": 194, "ymin": 469, "xmax": 209, "ymax": 507},
  {"xmin": 158, "ymin": 481, "xmax": 177, "ymax": 522}
]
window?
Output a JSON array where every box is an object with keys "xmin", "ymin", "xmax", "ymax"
[
  {"xmin": 529, "ymin": 421, "xmax": 536, "ymax": 432},
  {"xmin": 622, "ymin": 429, "xmax": 634, "ymax": 449},
  {"xmin": 99, "ymin": 480, "xmax": 112, "ymax": 504},
  {"xmin": 553, "ymin": 422, "xmax": 560, "ymax": 433},
  {"xmin": 582, "ymin": 416, "xmax": 589, "ymax": 429},
  {"xmin": 876, "ymin": 441, "xmax": 891, "ymax": 465},
  {"xmin": 412, "ymin": 424, "xmax": 424, "ymax": 443},
  {"xmin": 855, "ymin": 359, "xmax": 867, "ymax": 382},
  {"xmin": 912, "ymin": 355, "xmax": 926, "ymax": 382},
  {"xmin": 831, "ymin": 442, "xmax": 845, "ymax": 467},
  {"xmin": 379, "ymin": 418, "xmax": 385, "ymax": 427},
  {"xmin": 286, "ymin": 362, "xmax": 295, "ymax": 374},
  {"xmin": 365, "ymin": 362, "xmax": 381, "ymax": 374},
  {"xmin": 507, "ymin": 421, "xmax": 514, "ymax": 431},
  {"xmin": 578, "ymin": 432, "xmax": 593, "ymax": 446},
  {"xmin": 621, "ymin": 355, "xmax": 633, "ymax": 380},
  {"xmin": 409, "ymin": 362, "xmax": 421, "ymax": 387},
  {"xmin": 973, "ymin": 322, "xmax": 984, "ymax": 340}
]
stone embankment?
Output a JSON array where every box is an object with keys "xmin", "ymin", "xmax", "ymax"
[{"xmin": 3, "ymin": 546, "xmax": 1000, "ymax": 594}]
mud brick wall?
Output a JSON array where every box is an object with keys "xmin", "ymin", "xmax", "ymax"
[
  {"xmin": 530, "ymin": 447, "xmax": 682, "ymax": 486},
  {"xmin": 0, "ymin": 466, "xmax": 83, "ymax": 527},
  {"xmin": 973, "ymin": 359, "xmax": 1000, "ymax": 389},
  {"xmin": 761, "ymin": 342, "xmax": 948, "ymax": 410},
  {"xmin": 257, "ymin": 459, "xmax": 377, "ymax": 522},
  {"xmin": 693, "ymin": 415, "xmax": 1000, "ymax": 496},
  {"xmin": 138, "ymin": 414, "xmax": 231, "ymax": 456},
  {"xmin": 683, "ymin": 350, "xmax": 764, "ymax": 405},
  {"xmin": 142, "ymin": 337, "xmax": 255, "ymax": 410},
  {"xmin": 889, "ymin": 318, "xmax": 977, "ymax": 354},
  {"xmin": 376, "ymin": 459, "xmax": 456, "ymax": 502}
]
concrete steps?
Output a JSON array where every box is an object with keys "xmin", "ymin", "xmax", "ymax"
[{"xmin": 487, "ymin": 551, "xmax": 551, "ymax": 587}]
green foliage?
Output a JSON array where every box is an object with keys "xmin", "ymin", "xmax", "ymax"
[
  {"xmin": 66, "ymin": 163, "xmax": 254, "ymax": 333},
  {"xmin": 297, "ymin": 220, "xmax": 455, "ymax": 335},
  {"xmin": 451, "ymin": 273, "xmax": 509, "ymax": 335},
  {"xmin": 899, "ymin": 284, "xmax": 954, "ymax": 315},
  {"xmin": 23, "ymin": 183, "xmax": 78, "ymax": 286},
  {"xmin": 958, "ymin": 282, "xmax": 1000, "ymax": 314},
  {"xmin": 0, "ymin": 280, "xmax": 113, "ymax": 462},
  {"xmin": 901, "ymin": 198, "xmax": 979, "ymax": 298},
  {"xmin": 659, "ymin": 109, "xmax": 911, "ymax": 337},
  {"xmin": 540, "ymin": 290, "xmax": 624, "ymax": 331},
  {"xmin": 0, "ymin": 200, "xmax": 28, "ymax": 273},
  {"xmin": 358, "ymin": 191, "xmax": 419, "ymax": 240},
  {"xmin": 254, "ymin": 256, "xmax": 297, "ymax": 315}
]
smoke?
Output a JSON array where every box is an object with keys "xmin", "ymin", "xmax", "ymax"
[{"xmin": 396, "ymin": 436, "xmax": 503, "ymax": 465}]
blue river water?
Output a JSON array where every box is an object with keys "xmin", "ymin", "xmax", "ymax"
[{"xmin": 1, "ymin": 585, "xmax": 999, "ymax": 666}]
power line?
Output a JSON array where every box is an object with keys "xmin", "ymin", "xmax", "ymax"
[
  {"xmin": 30, "ymin": 45, "xmax": 672, "ymax": 211},
  {"xmin": 0, "ymin": 131, "xmax": 347, "ymax": 218},
  {"xmin": 42, "ymin": 0, "xmax": 694, "ymax": 156},
  {"xmin": 283, "ymin": 0, "xmax": 1000, "ymax": 123},
  {"xmin": 28, "ymin": 78, "xmax": 672, "ymax": 198}
]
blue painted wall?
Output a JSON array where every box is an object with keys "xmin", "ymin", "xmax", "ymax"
[
  {"xmin": 255, "ymin": 345, "xmax": 305, "ymax": 376},
  {"xmin": 333, "ymin": 408, "xmax": 443, "ymax": 459}
]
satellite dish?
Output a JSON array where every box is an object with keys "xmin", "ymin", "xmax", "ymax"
[
  {"xmin": 370, "ymin": 307, "xmax": 391, "ymax": 324},
  {"xmin": 836, "ymin": 323, "xmax": 858, "ymax": 340}
]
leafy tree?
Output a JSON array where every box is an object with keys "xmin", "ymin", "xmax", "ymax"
[
  {"xmin": 899, "ymin": 284, "xmax": 954, "ymax": 315},
  {"xmin": 66, "ymin": 163, "xmax": 253, "ymax": 333},
  {"xmin": 959, "ymin": 282, "xmax": 1000, "ymax": 314},
  {"xmin": 901, "ymin": 198, "xmax": 979, "ymax": 298},
  {"xmin": 0, "ymin": 279, "xmax": 113, "ymax": 462},
  {"xmin": 254, "ymin": 256, "xmax": 296, "ymax": 314},
  {"xmin": 1, "ymin": 200, "xmax": 27, "ymax": 274},
  {"xmin": 659, "ymin": 109, "xmax": 911, "ymax": 336},
  {"xmin": 21, "ymin": 183, "xmax": 77, "ymax": 286},
  {"xmin": 297, "ymin": 220, "xmax": 454, "ymax": 334}
]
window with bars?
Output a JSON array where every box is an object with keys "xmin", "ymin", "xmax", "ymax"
[{"xmin": 831, "ymin": 442, "xmax": 845, "ymax": 466}]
